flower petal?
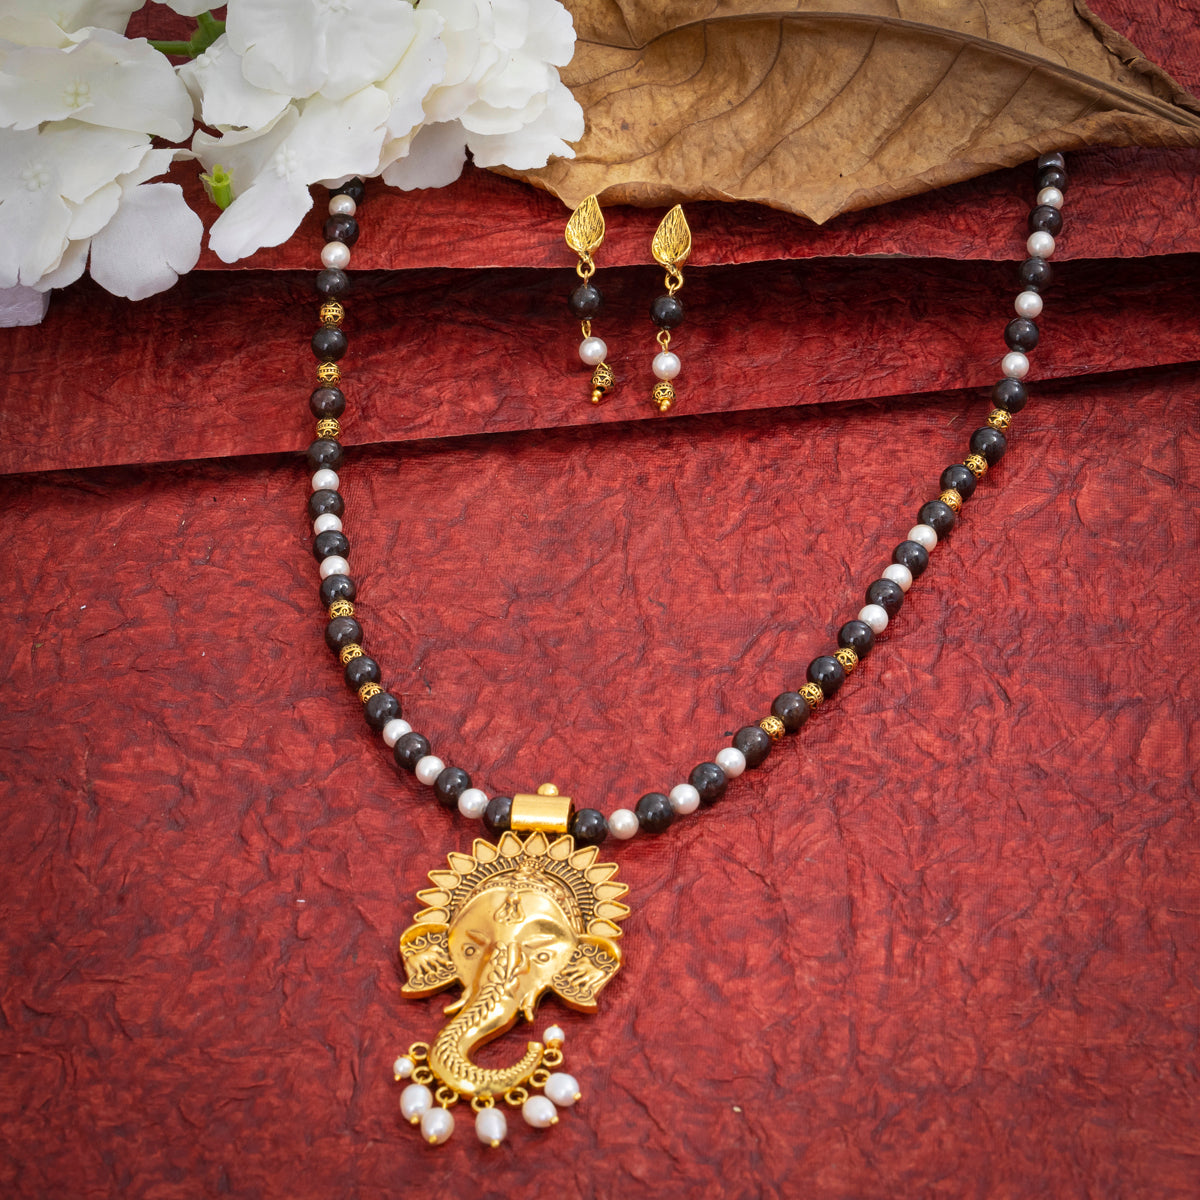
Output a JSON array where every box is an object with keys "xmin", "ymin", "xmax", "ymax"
[
  {"xmin": 0, "ymin": 185, "xmax": 71, "ymax": 288},
  {"xmin": 205, "ymin": 173, "xmax": 313, "ymax": 263},
  {"xmin": 465, "ymin": 80, "xmax": 581, "ymax": 168},
  {"xmin": 178, "ymin": 34, "xmax": 291, "ymax": 132},
  {"xmin": 381, "ymin": 120, "xmax": 467, "ymax": 190}
]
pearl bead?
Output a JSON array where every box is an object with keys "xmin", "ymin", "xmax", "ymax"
[
  {"xmin": 414, "ymin": 755, "xmax": 445, "ymax": 785},
  {"xmin": 608, "ymin": 809, "xmax": 638, "ymax": 839},
  {"xmin": 328, "ymin": 193, "xmax": 356, "ymax": 216},
  {"xmin": 318, "ymin": 555, "xmax": 349, "ymax": 580},
  {"xmin": 522, "ymin": 1095, "xmax": 558, "ymax": 1128},
  {"xmin": 543, "ymin": 1025, "xmax": 565, "ymax": 1047},
  {"xmin": 882, "ymin": 562, "xmax": 913, "ymax": 592},
  {"xmin": 1001, "ymin": 351, "xmax": 1030, "ymax": 379},
  {"xmin": 668, "ymin": 783, "xmax": 700, "ymax": 814},
  {"xmin": 579, "ymin": 336, "xmax": 607, "ymax": 366},
  {"xmin": 313, "ymin": 512, "xmax": 342, "ymax": 535},
  {"xmin": 475, "ymin": 1106, "xmax": 507, "ymax": 1148},
  {"xmin": 907, "ymin": 523, "xmax": 938, "ymax": 551},
  {"xmin": 544, "ymin": 1072, "xmax": 581, "ymax": 1107},
  {"xmin": 400, "ymin": 1083, "xmax": 433, "ymax": 1123},
  {"xmin": 858, "ymin": 603, "xmax": 889, "ymax": 634},
  {"xmin": 1014, "ymin": 290, "xmax": 1044, "ymax": 319},
  {"xmin": 381, "ymin": 718, "xmax": 412, "ymax": 747},
  {"xmin": 715, "ymin": 746, "xmax": 746, "ymax": 778},
  {"xmin": 1026, "ymin": 231, "xmax": 1055, "ymax": 259},
  {"xmin": 1037, "ymin": 186, "xmax": 1063, "ymax": 210},
  {"xmin": 321, "ymin": 241, "xmax": 351, "ymax": 269},
  {"xmin": 457, "ymin": 787, "xmax": 489, "ymax": 819},
  {"xmin": 393, "ymin": 1055, "xmax": 413, "ymax": 1080},
  {"xmin": 311, "ymin": 468, "xmax": 339, "ymax": 493},
  {"xmin": 652, "ymin": 351, "xmax": 681, "ymax": 380},
  {"xmin": 420, "ymin": 1106, "xmax": 454, "ymax": 1145}
]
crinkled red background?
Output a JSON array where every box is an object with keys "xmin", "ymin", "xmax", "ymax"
[{"xmin": 2, "ymin": 3, "xmax": 1199, "ymax": 1197}]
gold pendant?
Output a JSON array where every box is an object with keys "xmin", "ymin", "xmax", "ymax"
[{"xmin": 392, "ymin": 786, "xmax": 628, "ymax": 1146}]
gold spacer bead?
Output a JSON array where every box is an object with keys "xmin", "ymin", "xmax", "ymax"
[
  {"xmin": 589, "ymin": 362, "xmax": 614, "ymax": 405},
  {"xmin": 759, "ymin": 715, "xmax": 786, "ymax": 742},
  {"xmin": 358, "ymin": 682, "xmax": 382, "ymax": 704},
  {"xmin": 339, "ymin": 643, "xmax": 364, "ymax": 665},
  {"xmin": 315, "ymin": 418, "xmax": 341, "ymax": 441},
  {"xmin": 652, "ymin": 380, "xmax": 675, "ymax": 413},
  {"xmin": 987, "ymin": 408, "xmax": 1012, "ymax": 431},
  {"xmin": 835, "ymin": 646, "xmax": 859, "ymax": 674},
  {"xmin": 328, "ymin": 600, "xmax": 355, "ymax": 619},
  {"xmin": 799, "ymin": 682, "xmax": 824, "ymax": 709},
  {"xmin": 316, "ymin": 361, "xmax": 340, "ymax": 386},
  {"xmin": 319, "ymin": 300, "xmax": 345, "ymax": 327},
  {"xmin": 939, "ymin": 488, "xmax": 963, "ymax": 513},
  {"xmin": 964, "ymin": 453, "xmax": 988, "ymax": 478}
]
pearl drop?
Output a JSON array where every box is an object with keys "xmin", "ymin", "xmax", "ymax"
[
  {"xmin": 414, "ymin": 755, "xmax": 445, "ymax": 785},
  {"xmin": 579, "ymin": 336, "xmax": 607, "ymax": 366},
  {"xmin": 420, "ymin": 1106, "xmax": 454, "ymax": 1145},
  {"xmin": 907, "ymin": 523, "xmax": 938, "ymax": 551},
  {"xmin": 311, "ymin": 468, "xmax": 339, "ymax": 492},
  {"xmin": 313, "ymin": 512, "xmax": 342, "ymax": 535},
  {"xmin": 715, "ymin": 747, "xmax": 746, "ymax": 778},
  {"xmin": 543, "ymin": 1025, "xmax": 565, "ymax": 1047},
  {"xmin": 321, "ymin": 241, "xmax": 351, "ymax": 269},
  {"xmin": 858, "ymin": 603, "xmax": 889, "ymax": 634},
  {"xmin": 544, "ymin": 1072, "xmax": 582, "ymax": 1108},
  {"xmin": 400, "ymin": 1083, "xmax": 433, "ymax": 1123},
  {"xmin": 882, "ymin": 562, "xmax": 913, "ymax": 592},
  {"xmin": 475, "ymin": 1106, "xmax": 507, "ymax": 1148},
  {"xmin": 652, "ymin": 351, "xmax": 681, "ymax": 380},
  {"xmin": 318, "ymin": 555, "xmax": 350, "ymax": 580},
  {"xmin": 1014, "ymin": 290, "xmax": 1044, "ymax": 319},
  {"xmin": 457, "ymin": 787, "xmax": 489, "ymax": 819},
  {"xmin": 381, "ymin": 718, "xmax": 413, "ymax": 747},
  {"xmin": 328, "ymin": 194, "xmax": 357, "ymax": 216},
  {"xmin": 1026, "ymin": 231, "xmax": 1055, "ymax": 259},
  {"xmin": 668, "ymin": 783, "xmax": 700, "ymax": 814},
  {"xmin": 1001, "ymin": 351, "xmax": 1030, "ymax": 380},
  {"xmin": 1037, "ymin": 186, "xmax": 1063, "ymax": 210},
  {"xmin": 522, "ymin": 1095, "xmax": 559, "ymax": 1128},
  {"xmin": 608, "ymin": 809, "xmax": 638, "ymax": 840},
  {"xmin": 393, "ymin": 1055, "xmax": 414, "ymax": 1080}
]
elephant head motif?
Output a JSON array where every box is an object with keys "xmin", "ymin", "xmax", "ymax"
[{"xmin": 399, "ymin": 830, "xmax": 629, "ymax": 1098}]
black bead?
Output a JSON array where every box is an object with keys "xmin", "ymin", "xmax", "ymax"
[
  {"xmin": 940, "ymin": 463, "xmax": 977, "ymax": 500},
  {"xmin": 315, "ymin": 268, "xmax": 350, "ymax": 298},
  {"xmin": 970, "ymin": 426, "xmax": 1008, "ymax": 465},
  {"xmin": 634, "ymin": 792, "xmax": 674, "ymax": 834},
  {"xmin": 649, "ymin": 294, "xmax": 684, "ymax": 329},
  {"xmin": 838, "ymin": 619, "xmax": 876, "ymax": 656},
  {"xmin": 1018, "ymin": 257, "xmax": 1053, "ymax": 292},
  {"xmin": 434, "ymin": 766, "xmax": 472, "ymax": 810},
  {"xmin": 918, "ymin": 500, "xmax": 956, "ymax": 537},
  {"xmin": 313, "ymin": 530, "xmax": 349, "ymax": 561},
  {"xmin": 992, "ymin": 378, "xmax": 1027, "ymax": 414},
  {"xmin": 319, "ymin": 573, "xmax": 356, "ymax": 607},
  {"xmin": 324, "ymin": 616, "xmax": 361, "ymax": 652},
  {"xmin": 1037, "ymin": 151, "xmax": 1065, "ymax": 171},
  {"xmin": 891, "ymin": 541, "xmax": 929, "ymax": 580},
  {"xmin": 393, "ymin": 731, "xmax": 430, "ymax": 772},
  {"xmin": 364, "ymin": 691, "xmax": 401, "ymax": 731},
  {"xmin": 568, "ymin": 283, "xmax": 603, "ymax": 319},
  {"xmin": 309, "ymin": 386, "xmax": 346, "ymax": 418},
  {"xmin": 571, "ymin": 807, "xmax": 608, "ymax": 847},
  {"xmin": 1038, "ymin": 166, "xmax": 1068, "ymax": 192},
  {"xmin": 771, "ymin": 691, "xmax": 809, "ymax": 733},
  {"xmin": 733, "ymin": 725, "xmax": 771, "ymax": 768},
  {"xmin": 1028, "ymin": 204, "xmax": 1063, "ymax": 236},
  {"xmin": 866, "ymin": 578, "xmax": 904, "ymax": 618},
  {"xmin": 483, "ymin": 796, "xmax": 513, "ymax": 837},
  {"xmin": 323, "ymin": 214, "xmax": 360, "ymax": 247},
  {"xmin": 329, "ymin": 178, "xmax": 365, "ymax": 203},
  {"xmin": 688, "ymin": 762, "xmax": 727, "ymax": 805},
  {"xmin": 311, "ymin": 326, "xmax": 347, "ymax": 362},
  {"xmin": 807, "ymin": 654, "xmax": 846, "ymax": 697},
  {"xmin": 307, "ymin": 438, "xmax": 344, "ymax": 470},
  {"xmin": 1004, "ymin": 318, "xmax": 1039, "ymax": 353},
  {"xmin": 344, "ymin": 655, "xmax": 380, "ymax": 689},
  {"xmin": 308, "ymin": 489, "xmax": 344, "ymax": 519}
]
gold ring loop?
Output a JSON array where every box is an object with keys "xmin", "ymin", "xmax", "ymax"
[{"xmin": 504, "ymin": 1086, "xmax": 529, "ymax": 1107}]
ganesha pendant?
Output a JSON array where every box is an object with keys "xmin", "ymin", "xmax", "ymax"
[{"xmin": 392, "ymin": 786, "xmax": 629, "ymax": 1147}]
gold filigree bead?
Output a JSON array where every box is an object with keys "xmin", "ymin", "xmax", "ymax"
[
  {"xmin": 835, "ymin": 646, "xmax": 859, "ymax": 673},
  {"xmin": 799, "ymin": 682, "xmax": 824, "ymax": 709},
  {"xmin": 328, "ymin": 599, "xmax": 355, "ymax": 619},
  {"xmin": 315, "ymin": 418, "xmax": 341, "ymax": 441},
  {"xmin": 939, "ymin": 488, "xmax": 963, "ymax": 513},
  {"xmin": 759, "ymin": 715, "xmax": 786, "ymax": 741},
  {"xmin": 358, "ymin": 682, "xmax": 382, "ymax": 704},
  {"xmin": 316, "ymin": 361, "xmax": 340, "ymax": 386},
  {"xmin": 964, "ymin": 453, "xmax": 988, "ymax": 478},
  {"xmin": 319, "ymin": 300, "xmax": 345, "ymax": 327},
  {"xmin": 652, "ymin": 380, "xmax": 674, "ymax": 413},
  {"xmin": 339, "ymin": 643, "xmax": 364, "ymax": 665},
  {"xmin": 590, "ymin": 362, "xmax": 614, "ymax": 405},
  {"xmin": 987, "ymin": 408, "xmax": 1012, "ymax": 431}
]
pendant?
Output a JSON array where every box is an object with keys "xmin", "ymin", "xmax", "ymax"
[{"xmin": 392, "ymin": 785, "xmax": 629, "ymax": 1146}]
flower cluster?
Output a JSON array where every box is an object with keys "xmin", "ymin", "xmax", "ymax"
[{"xmin": 0, "ymin": 0, "xmax": 583, "ymax": 299}]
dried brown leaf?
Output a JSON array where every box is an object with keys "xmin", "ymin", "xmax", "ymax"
[{"xmin": 503, "ymin": 0, "xmax": 1200, "ymax": 222}]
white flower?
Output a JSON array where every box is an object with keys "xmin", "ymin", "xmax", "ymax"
[{"xmin": 0, "ymin": 0, "xmax": 143, "ymax": 37}]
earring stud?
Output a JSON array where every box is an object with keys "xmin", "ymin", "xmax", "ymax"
[
  {"xmin": 565, "ymin": 195, "xmax": 613, "ymax": 405},
  {"xmin": 648, "ymin": 205, "xmax": 690, "ymax": 413}
]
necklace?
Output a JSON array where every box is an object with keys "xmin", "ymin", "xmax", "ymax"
[{"xmin": 298, "ymin": 155, "xmax": 1067, "ymax": 1148}]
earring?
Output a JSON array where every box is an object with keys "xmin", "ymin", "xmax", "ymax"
[
  {"xmin": 648, "ymin": 205, "xmax": 691, "ymax": 413},
  {"xmin": 565, "ymin": 195, "xmax": 614, "ymax": 405}
]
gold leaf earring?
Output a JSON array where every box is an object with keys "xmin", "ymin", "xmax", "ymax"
[
  {"xmin": 565, "ymin": 195, "xmax": 614, "ymax": 405},
  {"xmin": 648, "ymin": 205, "xmax": 691, "ymax": 413}
]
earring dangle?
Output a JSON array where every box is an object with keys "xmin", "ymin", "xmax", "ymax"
[
  {"xmin": 648, "ymin": 205, "xmax": 691, "ymax": 413},
  {"xmin": 565, "ymin": 195, "xmax": 614, "ymax": 405}
]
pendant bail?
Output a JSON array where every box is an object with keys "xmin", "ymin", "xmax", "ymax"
[{"xmin": 510, "ymin": 783, "xmax": 574, "ymax": 833}]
